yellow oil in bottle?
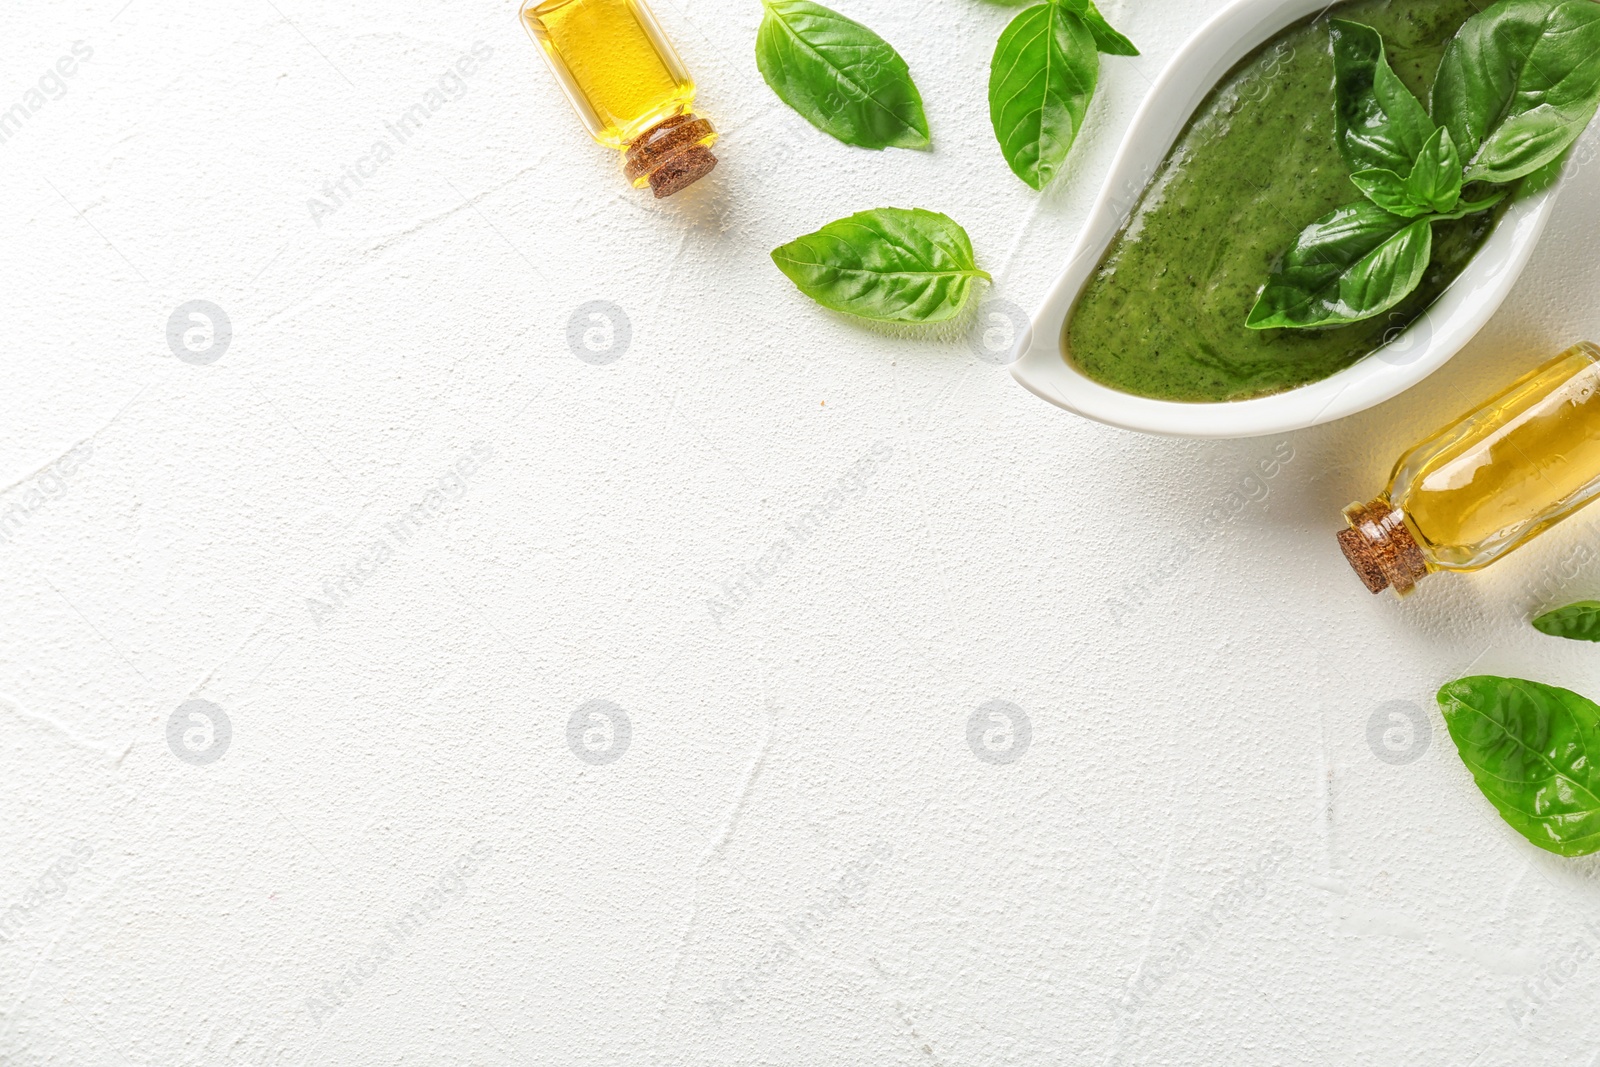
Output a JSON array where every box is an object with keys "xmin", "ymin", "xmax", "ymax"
[
  {"xmin": 1339, "ymin": 343, "xmax": 1600, "ymax": 595},
  {"xmin": 521, "ymin": 0, "xmax": 717, "ymax": 196}
]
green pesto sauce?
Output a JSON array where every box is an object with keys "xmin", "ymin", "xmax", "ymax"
[{"xmin": 1065, "ymin": 0, "xmax": 1504, "ymax": 403}]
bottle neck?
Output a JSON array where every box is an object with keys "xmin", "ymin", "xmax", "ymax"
[
  {"xmin": 1336, "ymin": 497, "xmax": 1431, "ymax": 595},
  {"xmin": 623, "ymin": 113, "xmax": 717, "ymax": 197}
]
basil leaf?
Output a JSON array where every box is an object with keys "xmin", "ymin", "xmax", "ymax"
[
  {"xmin": 1405, "ymin": 126, "xmax": 1464, "ymax": 213},
  {"xmin": 1244, "ymin": 202, "xmax": 1431, "ymax": 329},
  {"xmin": 755, "ymin": 0, "xmax": 930, "ymax": 150},
  {"xmin": 1349, "ymin": 168, "xmax": 1430, "ymax": 217},
  {"xmin": 770, "ymin": 207, "xmax": 990, "ymax": 323},
  {"xmin": 1433, "ymin": 0, "xmax": 1600, "ymax": 183},
  {"xmin": 1334, "ymin": 219, "xmax": 1432, "ymax": 320},
  {"xmin": 1473, "ymin": 102, "xmax": 1594, "ymax": 183},
  {"xmin": 1533, "ymin": 601, "xmax": 1600, "ymax": 641},
  {"xmin": 1438, "ymin": 675, "xmax": 1600, "ymax": 856},
  {"xmin": 989, "ymin": 4, "xmax": 1099, "ymax": 190},
  {"xmin": 1331, "ymin": 19, "xmax": 1436, "ymax": 174},
  {"xmin": 1056, "ymin": 0, "xmax": 1139, "ymax": 56}
]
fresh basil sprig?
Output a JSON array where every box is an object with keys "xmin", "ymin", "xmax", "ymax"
[
  {"xmin": 1439, "ymin": 675, "xmax": 1600, "ymax": 856},
  {"xmin": 1248, "ymin": 0, "xmax": 1600, "ymax": 331},
  {"xmin": 770, "ymin": 207, "xmax": 990, "ymax": 323},
  {"xmin": 1433, "ymin": 0, "xmax": 1600, "ymax": 184},
  {"xmin": 755, "ymin": 0, "xmax": 930, "ymax": 150},
  {"xmin": 1533, "ymin": 601, "xmax": 1600, "ymax": 641},
  {"xmin": 988, "ymin": 0, "xmax": 1137, "ymax": 191}
]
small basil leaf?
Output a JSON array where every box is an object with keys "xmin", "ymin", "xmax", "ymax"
[
  {"xmin": 1405, "ymin": 126, "xmax": 1464, "ymax": 213},
  {"xmin": 1349, "ymin": 168, "xmax": 1430, "ymax": 216},
  {"xmin": 770, "ymin": 207, "xmax": 991, "ymax": 323},
  {"xmin": 1055, "ymin": 0, "xmax": 1139, "ymax": 56},
  {"xmin": 1533, "ymin": 601, "xmax": 1600, "ymax": 641},
  {"xmin": 989, "ymin": 4, "xmax": 1099, "ymax": 190},
  {"xmin": 1438, "ymin": 675, "xmax": 1600, "ymax": 857},
  {"xmin": 1245, "ymin": 202, "xmax": 1430, "ymax": 329},
  {"xmin": 1434, "ymin": 0, "xmax": 1600, "ymax": 183},
  {"xmin": 1331, "ymin": 19, "xmax": 1436, "ymax": 174},
  {"xmin": 755, "ymin": 0, "xmax": 930, "ymax": 150}
]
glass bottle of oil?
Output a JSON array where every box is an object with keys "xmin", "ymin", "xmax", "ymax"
[
  {"xmin": 521, "ymin": 0, "xmax": 717, "ymax": 197},
  {"xmin": 1339, "ymin": 342, "xmax": 1600, "ymax": 595}
]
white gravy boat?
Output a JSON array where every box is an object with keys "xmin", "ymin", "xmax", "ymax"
[{"xmin": 1008, "ymin": 0, "xmax": 1570, "ymax": 439}]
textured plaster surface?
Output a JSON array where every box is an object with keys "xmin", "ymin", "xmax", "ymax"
[{"xmin": 4, "ymin": 0, "xmax": 1600, "ymax": 1064}]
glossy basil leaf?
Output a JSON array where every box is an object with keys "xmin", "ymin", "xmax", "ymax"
[
  {"xmin": 1533, "ymin": 601, "xmax": 1600, "ymax": 641},
  {"xmin": 1331, "ymin": 19, "xmax": 1436, "ymax": 174},
  {"xmin": 1349, "ymin": 168, "xmax": 1430, "ymax": 217},
  {"xmin": 989, "ymin": 4, "xmax": 1099, "ymax": 190},
  {"xmin": 1432, "ymin": 0, "xmax": 1600, "ymax": 183},
  {"xmin": 1056, "ymin": 0, "xmax": 1139, "ymax": 56},
  {"xmin": 1245, "ymin": 202, "xmax": 1431, "ymax": 329},
  {"xmin": 1473, "ymin": 102, "xmax": 1595, "ymax": 182},
  {"xmin": 1405, "ymin": 126, "xmax": 1464, "ymax": 213},
  {"xmin": 1438, "ymin": 675, "xmax": 1600, "ymax": 856},
  {"xmin": 755, "ymin": 0, "xmax": 930, "ymax": 150},
  {"xmin": 770, "ymin": 207, "xmax": 990, "ymax": 323},
  {"xmin": 1334, "ymin": 219, "xmax": 1432, "ymax": 319}
]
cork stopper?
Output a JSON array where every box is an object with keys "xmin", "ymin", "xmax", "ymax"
[
  {"xmin": 624, "ymin": 113, "xmax": 718, "ymax": 198},
  {"xmin": 1337, "ymin": 497, "xmax": 1430, "ymax": 596}
]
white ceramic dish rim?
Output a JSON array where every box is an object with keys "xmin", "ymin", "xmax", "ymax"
[{"xmin": 1008, "ymin": 0, "xmax": 1564, "ymax": 439}]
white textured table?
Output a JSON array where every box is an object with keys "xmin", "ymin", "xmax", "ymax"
[{"xmin": 5, "ymin": 1, "xmax": 1600, "ymax": 1064}]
